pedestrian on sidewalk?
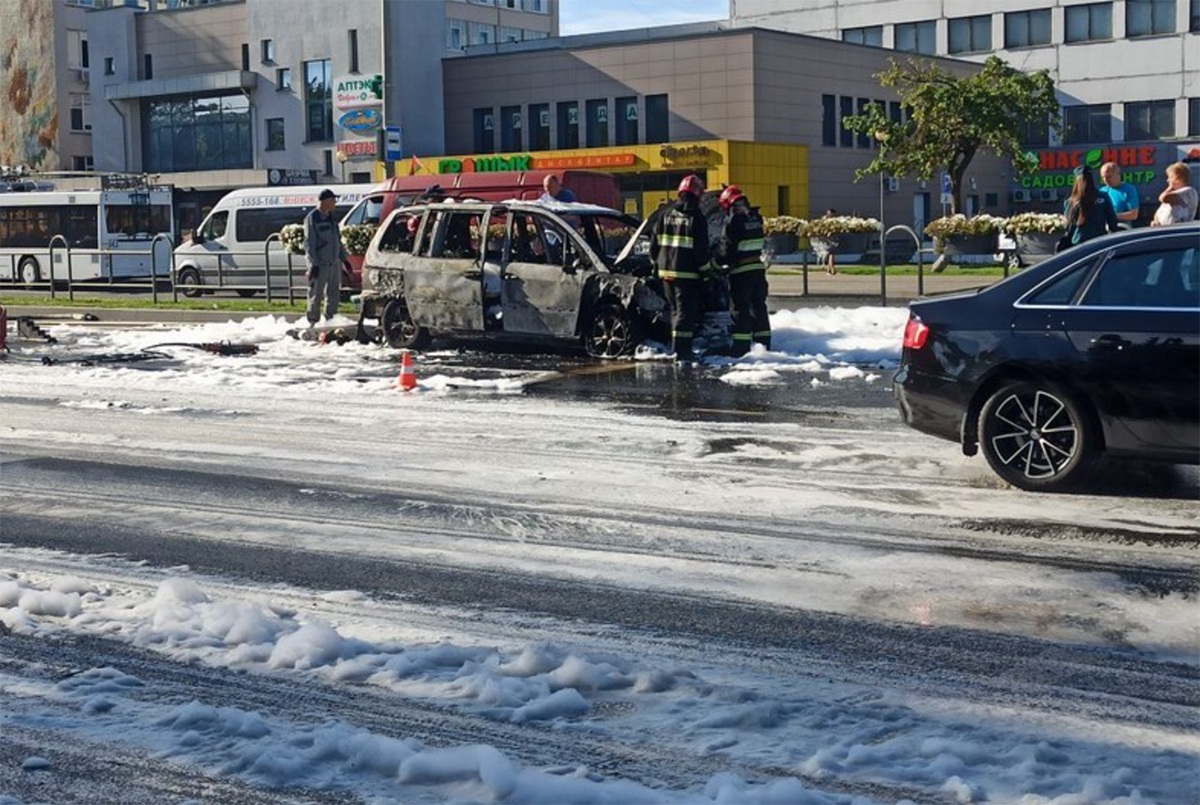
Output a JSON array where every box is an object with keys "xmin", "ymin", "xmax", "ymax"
[
  {"xmin": 1151, "ymin": 162, "xmax": 1199, "ymax": 226},
  {"xmin": 304, "ymin": 189, "xmax": 349, "ymax": 326},
  {"xmin": 715, "ymin": 185, "xmax": 770, "ymax": 355},
  {"xmin": 1099, "ymin": 162, "xmax": 1140, "ymax": 229},
  {"xmin": 814, "ymin": 209, "xmax": 839, "ymax": 275},
  {"xmin": 650, "ymin": 174, "xmax": 709, "ymax": 362},
  {"xmin": 1060, "ymin": 167, "xmax": 1118, "ymax": 250}
]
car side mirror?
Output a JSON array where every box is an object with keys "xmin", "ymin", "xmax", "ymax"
[
  {"xmin": 564, "ymin": 255, "xmax": 584, "ymax": 274},
  {"xmin": 192, "ymin": 231, "xmax": 205, "ymax": 244}
]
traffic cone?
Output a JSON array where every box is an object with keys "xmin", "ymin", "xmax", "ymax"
[{"xmin": 398, "ymin": 349, "xmax": 418, "ymax": 392}]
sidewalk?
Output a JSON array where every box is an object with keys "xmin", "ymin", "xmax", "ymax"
[{"xmin": 766, "ymin": 269, "xmax": 996, "ymax": 308}]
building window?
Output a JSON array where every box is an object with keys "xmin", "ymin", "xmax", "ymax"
[
  {"xmin": 841, "ymin": 25, "xmax": 883, "ymax": 46},
  {"xmin": 558, "ymin": 101, "xmax": 579, "ymax": 148},
  {"xmin": 1190, "ymin": 98, "xmax": 1200, "ymax": 136},
  {"xmin": 1023, "ymin": 116, "xmax": 1050, "ymax": 147},
  {"xmin": 474, "ymin": 107, "xmax": 495, "ymax": 153},
  {"xmin": 1192, "ymin": 0, "xmax": 1200, "ymax": 31},
  {"xmin": 349, "ymin": 29, "xmax": 359, "ymax": 73},
  {"xmin": 530, "ymin": 103, "xmax": 550, "ymax": 150},
  {"xmin": 500, "ymin": 105, "xmax": 522, "ymax": 151},
  {"xmin": 894, "ymin": 21, "xmax": 935, "ymax": 54},
  {"xmin": 69, "ymin": 94, "xmax": 91, "ymax": 132},
  {"xmin": 470, "ymin": 22, "xmax": 495, "ymax": 45},
  {"xmin": 277, "ymin": 68, "xmax": 291, "ymax": 91},
  {"xmin": 104, "ymin": 56, "xmax": 114, "ymax": 76},
  {"xmin": 67, "ymin": 30, "xmax": 88, "ymax": 70},
  {"xmin": 523, "ymin": 30, "xmax": 548, "ymax": 40},
  {"xmin": 447, "ymin": 19, "xmax": 465, "ymax": 50},
  {"xmin": 266, "ymin": 118, "xmax": 285, "ymax": 151},
  {"xmin": 586, "ymin": 99, "xmax": 608, "ymax": 147},
  {"xmin": 615, "ymin": 96, "xmax": 637, "ymax": 146},
  {"xmin": 645, "ymin": 94, "xmax": 668, "ymax": 144},
  {"xmin": 948, "ymin": 15, "xmax": 992, "ymax": 53},
  {"xmin": 1125, "ymin": 100, "xmax": 1175, "ymax": 140},
  {"xmin": 888, "ymin": 101, "xmax": 903, "ymax": 124},
  {"xmin": 1127, "ymin": 0, "xmax": 1176, "ymax": 36},
  {"xmin": 304, "ymin": 59, "xmax": 333, "ymax": 142},
  {"xmin": 1065, "ymin": 3, "xmax": 1113, "ymax": 42},
  {"xmin": 143, "ymin": 53, "xmax": 153, "ymax": 80},
  {"xmin": 241, "ymin": 43, "xmax": 250, "ymax": 72},
  {"xmin": 1063, "ymin": 104, "xmax": 1112, "ymax": 144},
  {"xmin": 856, "ymin": 98, "xmax": 872, "ymax": 148},
  {"xmin": 261, "ymin": 39, "xmax": 274, "ymax": 64},
  {"xmin": 500, "ymin": 26, "xmax": 521, "ymax": 43},
  {"xmin": 141, "ymin": 93, "xmax": 252, "ymax": 172},
  {"xmin": 1005, "ymin": 9, "xmax": 1051, "ymax": 48},
  {"xmin": 72, "ymin": 155, "xmax": 94, "ymax": 172},
  {"xmin": 821, "ymin": 94, "xmax": 837, "ymax": 146},
  {"xmin": 526, "ymin": 0, "xmax": 546, "ymax": 12},
  {"xmin": 839, "ymin": 96, "xmax": 854, "ymax": 147},
  {"xmin": 324, "ymin": 149, "xmax": 333, "ymax": 176}
]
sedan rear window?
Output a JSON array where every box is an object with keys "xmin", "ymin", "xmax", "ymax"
[
  {"xmin": 1082, "ymin": 246, "xmax": 1199, "ymax": 309},
  {"xmin": 1023, "ymin": 260, "xmax": 1095, "ymax": 306}
]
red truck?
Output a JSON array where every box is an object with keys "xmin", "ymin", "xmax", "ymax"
[{"xmin": 339, "ymin": 170, "xmax": 621, "ymax": 288}]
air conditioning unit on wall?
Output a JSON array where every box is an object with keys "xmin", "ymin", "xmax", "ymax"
[
  {"xmin": 886, "ymin": 177, "xmax": 900, "ymax": 193},
  {"xmin": 1011, "ymin": 189, "xmax": 1031, "ymax": 203},
  {"xmin": 1039, "ymin": 189, "xmax": 1057, "ymax": 203}
]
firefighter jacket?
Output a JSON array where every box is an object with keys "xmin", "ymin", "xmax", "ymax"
[
  {"xmin": 650, "ymin": 198, "xmax": 711, "ymax": 281},
  {"xmin": 715, "ymin": 208, "xmax": 766, "ymax": 276}
]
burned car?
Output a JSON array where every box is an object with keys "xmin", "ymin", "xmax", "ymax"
[{"xmin": 357, "ymin": 201, "xmax": 669, "ymax": 358}]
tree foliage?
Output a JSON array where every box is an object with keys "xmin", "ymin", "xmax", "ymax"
[{"xmin": 844, "ymin": 56, "xmax": 1060, "ymax": 214}]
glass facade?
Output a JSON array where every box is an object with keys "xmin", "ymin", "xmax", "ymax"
[
  {"xmin": 141, "ymin": 93, "xmax": 252, "ymax": 173},
  {"xmin": 500, "ymin": 105, "xmax": 522, "ymax": 151},
  {"xmin": 1125, "ymin": 100, "xmax": 1175, "ymax": 139},
  {"xmin": 474, "ymin": 108, "xmax": 495, "ymax": 153},
  {"xmin": 586, "ymin": 99, "xmax": 609, "ymax": 147},
  {"xmin": 1063, "ymin": 104, "xmax": 1112, "ymax": 144},
  {"xmin": 645, "ymin": 95, "xmax": 668, "ymax": 144},
  {"xmin": 530, "ymin": 103, "xmax": 550, "ymax": 150},
  {"xmin": 615, "ymin": 96, "xmax": 638, "ymax": 146},
  {"xmin": 304, "ymin": 59, "xmax": 333, "ymax": 143},
  {"xmin": 558, "ymin": 101, "xmax": 579, "ymax": 148}
]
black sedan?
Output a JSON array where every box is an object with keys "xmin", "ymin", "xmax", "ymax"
[{"xmin": 895, "ymin": 224, "xmax": 1199, "ymax": 492}]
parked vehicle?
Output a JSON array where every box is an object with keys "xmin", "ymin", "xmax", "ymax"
[
  {"xmin": 895, "ymin": 224, "xmax": 1199, "ymax": 491},
  {"xmin": 172, "ymin": 184, "xmax": 375, "ymax": 297},
  {"xmin": 0, "ymin": 186, "xmax": 174, "ymax": 286},
  {"xmin": 339, "ymin": 171, "xmax": 621, "ymax": 287},
  {"xmin": 357, "ymin": 200, "xmax": 668, "ymax": 358}
]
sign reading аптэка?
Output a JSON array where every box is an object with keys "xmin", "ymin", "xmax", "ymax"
[{"xmin": 1020, "ymin": 146, "xmax": 1157, "ymax": 188}]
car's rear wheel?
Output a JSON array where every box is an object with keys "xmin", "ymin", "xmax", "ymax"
[
  {"xmin": 978, "ymin": 380, "xmax": 1098, "ymax": 492},
  {"xmin": 585, "ymin": 303, "xmax": 640, "ymax": 359},
  {"xmin": 381, "ymin": 296, "xmax": 430, "ymax": 351}
]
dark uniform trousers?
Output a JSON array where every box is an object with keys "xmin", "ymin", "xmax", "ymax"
[
  {"xmin": 664, "ymin": 279, "xmax": 704, "ymax": 359},
  {"xmin": 729, "ymin": 268, "xmax": 771, "ymax": 355}
]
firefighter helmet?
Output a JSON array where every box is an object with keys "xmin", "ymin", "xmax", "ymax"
[
  {"xmin": 677, "ymin": 174, "xmax": 705, "ymax": 197},
  {"xmin": 719, "ymin": 185, "xmax": 746, "ymax": 211}
]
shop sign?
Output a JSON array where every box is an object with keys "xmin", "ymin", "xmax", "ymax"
[
  {"xmin": 101, "ymin": 174, "xmax": 149, "ymax": 191},
  {"xmin": 659, "ymin": 144, "xmax": 712, "ymax": 167},
  {"xmin": 1021, "ymin": 145, "xmax": 1158, "ymax": 189},
  {"xmin": 533, "ymin": 154, "xmax": 636, "ymax": 170},
  {"xmin": 438, "ymin": 154, "xmax": 534, "ymax": 173},
  {"xmin": 267, "ymin": 169, "xmax": 318, "ymax": 187},
  {"xmin": 338, "ymin": 108, "xmax": 382, "ymax": 133},
  {"xmin": 338, "ymin": 140, "xmax": 377, "ymax": 158},
  {"xmin": 333, "ymin": 74, "xmax": 384, "ymax": 112}
]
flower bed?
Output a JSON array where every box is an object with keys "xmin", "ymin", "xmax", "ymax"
[
  {"xmin": 1003, "ymin": 213, "xmax": 1067, "ymax": 236},
  {"xmin": 341, "ymin": 224, "xmax": 377, "ymax": 256},
  {"xmin": 279, "ymin": 224, "xmax": 306, "ymax": 255},
  {"xmin": 925, "ymin": 214, "xmax": 1004, "ymax": 257}
]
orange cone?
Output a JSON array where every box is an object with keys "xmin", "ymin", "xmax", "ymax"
[{"xmin": 398, "ymin": 349, "xmax": 418, "ymax": 392}]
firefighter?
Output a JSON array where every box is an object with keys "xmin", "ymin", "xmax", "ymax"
[
  {"xmin": 650, "ymin": 174, "xmax": 710, "ymax": 361},
  {"xmin": 715, "ymin": 185, "xmax": 769, "ymax": 355}
]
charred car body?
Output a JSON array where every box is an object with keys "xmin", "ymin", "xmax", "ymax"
[{"xmin": 357, "ymin": 201, "xmax": 671, "ymax": 357}]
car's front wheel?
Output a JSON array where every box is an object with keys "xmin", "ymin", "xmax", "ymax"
[
  {"xmin": 381, "ymin": 296, "xmax": 430, "ymax": 351},
  {"xmin": 978, "ymin": 380, "xmax": 1098, "ymax": 492},
  {"xmin": 584, "ymin": 303, "xmax": 641, "ymax": 359}
]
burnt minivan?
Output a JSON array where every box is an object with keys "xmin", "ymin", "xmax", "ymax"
[{"xmin": 357, "ymin": 201, "xmax": 669, "ymax": 358}]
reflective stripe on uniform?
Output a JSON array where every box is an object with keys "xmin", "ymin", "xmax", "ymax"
[
  {"xmin": 731, "ymin": 333, "xmax": 753, "ymax": 341},
  {"xmin": 729, "ymin": 263, "xmax": 766, "ymax": 276},
  {"xmin": 659, "ymin": 270, "xmax": 702, "ymax": 280},
  {"xmin": 672, "ymin": 330, "xmax": 694, "ymax": 338},
  {"xmin": 657, "ymin": 234, "xmax": 694, "ymax": 248},
  {"xmin": 753, "ymin": 330, "xmax": 772, "ymax": 337},
  {"xmin": 737, "ymin": 238, "xmax": 765, "ymax": 252}
]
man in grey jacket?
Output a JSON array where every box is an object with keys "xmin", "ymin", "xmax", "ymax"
[{"xmin": 304, "ymin": 188, "xmax": 348, "ymax": 325}]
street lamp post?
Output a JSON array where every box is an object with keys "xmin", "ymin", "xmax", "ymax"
[
  {"xmin": 336, "ymin": 150, "xmax": 348, "ymax": 184},
  {"xmin": 874, "ymin": 129, "xmax": 889, "ymax": 306}
]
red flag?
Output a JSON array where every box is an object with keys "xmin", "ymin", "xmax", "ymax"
[{"xmin": 409, "ymin": 154, "xmax": 427, "ymax": 176}]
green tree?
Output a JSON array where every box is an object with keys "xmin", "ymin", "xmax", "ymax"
[{"xmin": 844, "ymin": 56, "xmax": 1060, "ymax": 215}]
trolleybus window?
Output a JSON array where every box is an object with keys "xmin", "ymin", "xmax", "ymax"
[
  {"xmin": 0, "ymin": 205, "xmax": 99, "ymax": 248},
  {"xmin": 106, "ymin": 204, "xmax": 171, "ymax": 238}
]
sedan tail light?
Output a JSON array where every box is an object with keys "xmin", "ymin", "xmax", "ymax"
[{"xmin": 903, "ymin": 316, "xmax": 929, "ymax": 350}]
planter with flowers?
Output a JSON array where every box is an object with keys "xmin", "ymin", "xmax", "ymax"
[
  {"xmin": 800, "ymin": 216, "xmax": 881, "ymax": 261},
  {"xmin": 341, "ymin": 224, "xmax": 377, "ymax": 256},
  {"xmin": 280, "ymin": 224, "xmax": 306, "ymax": 255},
  {"xmin": 763, "ymin": 216, "xmax": 807, "ymax": 255},
  {"xmin": 925, "ymin": 214, "xmax": 1005, "ymax": 258},
  {"xmin": 1003, "ymin": 213, "xmax": 1066, "ymax": 264}
]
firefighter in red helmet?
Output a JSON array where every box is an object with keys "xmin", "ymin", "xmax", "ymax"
[
  {"xmin": 650, "ymin": 174, "xmax": 710, "ymax": 361},
  {"xmin": 715, "ymin": 185, "xmax": 769, "ymax": 355}
]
